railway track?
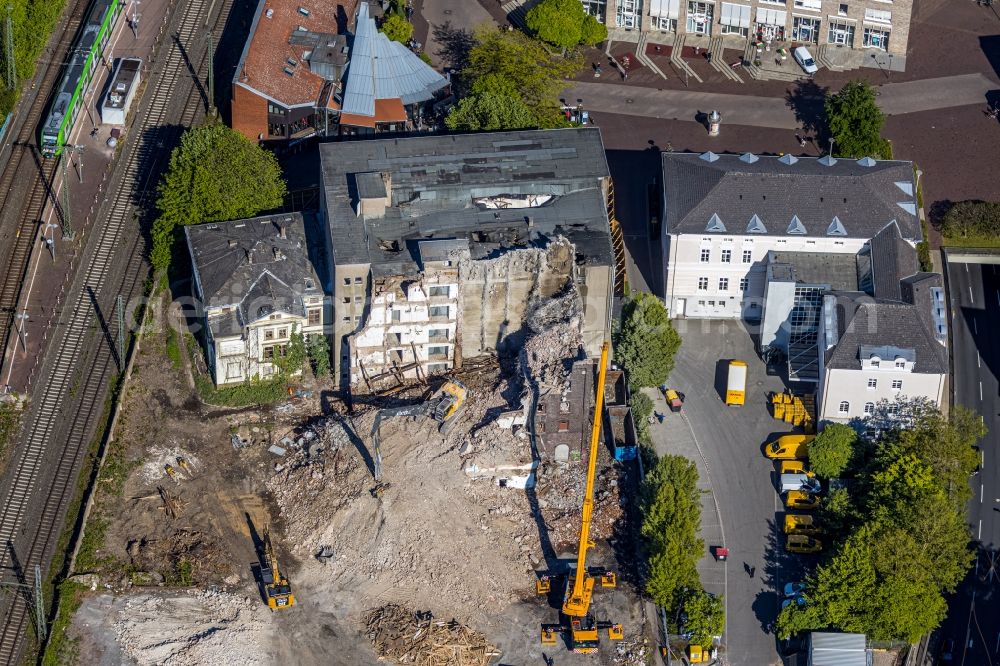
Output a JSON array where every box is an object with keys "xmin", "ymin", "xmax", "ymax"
[
  {"xmin": 0, "ymin": 0, "xmax": 234, "ymax": 659},
  {"xmin": 0, "ymin": 0, "xmax": 91, "ymax": 371}
]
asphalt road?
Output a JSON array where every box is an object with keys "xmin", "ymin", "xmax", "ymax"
[{"xmin": 942, "ymin": 259, "xmax": 1000, "ymax": 666}]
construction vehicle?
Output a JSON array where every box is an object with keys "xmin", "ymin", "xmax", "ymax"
[
  {"xmin": 725, "ymin": 360, "xmax": 747, "ymax": 406},
  {"xmin": 370, "ymin": 378, "xmax": 468, "ymax": 481},
  {"xmin": 176, "ymin": 457, "xmax": 192, "ymax": 474},
  {"xmin": 260, "ymin": 526, "xmax": 295, "ymax": 610},
  {"xmin": 537, "ymin": 342, "xmax": 623, "ymax": 653},
  {"xmin": 164, "ymin": 464, "xmax": 177, "ymax": 479}
]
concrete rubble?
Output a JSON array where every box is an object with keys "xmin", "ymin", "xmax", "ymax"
[
  {"xmin": 112, "ymin": 590, "xmax": 267, "ymax": 666},
  {"xmin": 363, "ymin": 604, "xmax": 500, "ymax": 666}
]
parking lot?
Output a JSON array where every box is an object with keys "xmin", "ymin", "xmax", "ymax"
[{"xmin": 647, "ymin": 319, "xmax": 814, "ymax": 666}]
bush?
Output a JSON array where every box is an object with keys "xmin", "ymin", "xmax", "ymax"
[
  {"xmin": 940, "ymin": 201, "xmax": 1000, "ymax": 243},
  {"xmin": 630, "ymin": 390, "xmax": 654, "ymax": 445},
  {"xmin": 380, "ymin": 13, "xmax": 413, "ymax": 44}
]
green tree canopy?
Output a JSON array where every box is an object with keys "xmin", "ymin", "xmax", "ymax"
[
  {"xmin": 825, "ymin": 80, "xmax": 891, "ymax": 159},
  {"xmin": 525, "ymin": 0, "xmax": 608, "ymax": 49},
  {"xmin": 940, "ymin": 201, "xmax": 1000, "ymax": 243},
  {"xmin": 380, "ymin": 13, "xmax": 413, "ymax": 43},
  {"xmin": 307, "ymin": 334, "xmax": 330, "ymax": 378},
  {"xmin": 809, "ymin": 424, "xmax": 857, "ymax": 478},
  {"xmin": 151, "ymin": 122, "xmax": 286, "ymax": 272},
  {"xmin": 460, "ymin": 26, "xmax": 582, "ymax": 128},
  {"xmin": 444, "ymin": 92, "xmax": 537, "ymax": 131},
  {"xmin": 681, "ymin": 590, "xmax": 725, "ymax": 647},
  {"xmin": 641, "ymin": 455, "xmax": 703, "ymax": 610},
  {"xmin": 616, "ymin": 293, "xmax": 682, "ymax": 389}
]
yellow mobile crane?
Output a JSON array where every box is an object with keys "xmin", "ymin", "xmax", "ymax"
[
  {"xmin": 261, "ymin": 527, "xmax": 295, "ymax": 610},
  {"xmin": 537, "ymin": 341, "xmax": 623, "ymax": 653}
]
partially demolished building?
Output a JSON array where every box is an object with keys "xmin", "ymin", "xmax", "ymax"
[{"xmin": 319, "ymin": 128, "xmax": 616, "ymax": 389}]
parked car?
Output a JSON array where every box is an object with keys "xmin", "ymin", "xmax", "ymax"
[
  {"xmin": 941, "ymin": 638, "xmax": 955, "ymax": 662},
  {"xmin": 779, "ymin": 473, "xmax": 822, "ymax": 494},
  {"xmin": 793, "ymin": 46, "xmax": 818, "ymax": 75},
  {"xmin": 784, "ymin": 514, "xmax": 825, "ymax": 536},
  {"xmin": 786, "ymin": 534, "xmax": 823, "ymax": 554},
  {"xmin": 765, "ymin": 434, "xmax": 813, "ymax": 460},
  {"xmin": 783, "ymin": 582, "xmax": 806, "ymax": 598},
  {"xmin": 779, "ymin": 460, "xmax": 815, "ymax": 476},
  {"xmin": 785, "ymin": 491, "xmax": 820, "ymax": 511}
]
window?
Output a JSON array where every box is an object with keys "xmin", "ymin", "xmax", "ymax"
[
  {"xmin": 687, "ymin": 1, "xmax": 714, "ymax": 35},
  {"xmin": 742, "ymin": 249, "xmax": 752, "ymax": 263},
  {"xmin": 427, "ymin": 345, "xmax": 449, "ymax": 357},
  {"xmin": 867, "ymin": 378, "xmax": 877, "ymax": 389},
  {"xmin": 740, "ymin": 277, "xmax": 749, "ymax": 291},
  {"xmin": 654, "ymin": 16, "xmax": 677, "ymax": 31},
  {"xmin": 391, "ymin": 309, "xmax": 401, "ymax": 322},
  {"xmin": 828, "ymin": 19, "xmax": 855, "ymax": 45},
  {"xmin": 862, "ymin": 26, "xmax": 889, "ymax": 50},
  {"xmin": 277, "ymin": 328, "xmax": 288, "ymax": 339},
  {"xmin": 720, "ymin": 23, "xmax": 748, "ymax": 36},
  {"xmin": 891, "ymin": 379, "xmax": 902, "ymax": 390},
  {"xmin": 708, "ymin": 300, "xmax": 716, "ymax": 307},
  {"xmin": 342, "ymin": 297, "xmax": 350, "ymax": 304},
  {"xmin": 428, "ymin": 328, "xmax": 449, "ymax": 340},
  {"xmin": 342, "ymin": 316, "xmax": 350, "ymax": 323},
  {"xmin": 793, "ymin": 0, "xmax": 820, "ymax": 9},
  {"xmin": 308, "ymin": 309, "xmax": 321, "ymax": 326},
  {"xmin": 721, "ymin": 249, "xmax": 732, "ymax": 263},
  {"xmin": 263, "ymin": 344, "xmax": 286, "ymax": 360},
  {"xmin": 719, "ymin": 277, "xmax": 729, "ymax": 291},
  {"xmin": 429, "ymin": 305, "xmax": 450, "ymax": 318},
  {"xmin": 354, "ymin": 296, "xmax": 362, "ymax": 303},
  {"xmin": 354, "ymin": 315, "xmax": 361, "ymax": 323},
  {"xmin": 558, "ymin": 420, "xmax": 570, "ymax": 432},
  {"xmin": 864, "ymin": 7, "xmax": 891, "ymax": 23},
  {"xmin": 895, "ymin": 359, "xmax": 905, "ymax": 368},
  {"xmin": 792, "ymin": 16, "xmax": 820, "ymax": 42},
  {"xmin": 838, "ymin": 2, "xmax": 848, "ymax": 14},
  {"xmin": 871, "ymin": 359, "xmax": 880, "ymax": 368},
  {"xmin": 264, "ymin": 329, "xmax": 275, "ymax": 341},
  {"xmin": 427, "ymin": 362, "xmax": 449, "ymax": 374},
  {"xmin": 269, "ymin": 314, "xmax": 281, "ymax": 320},
  {"xmin": 354, "ymin": 276, "xmax": 363, "ymax": 284},
  {"xmin": 701, "ymin": 248, "xmax": 711, "ymax": 262},
  {"xmin": 864, "ymin": 402, "xmax": 875, "ymax": 415},
  {"xmin": 698, "ymin": 277, "xmax": 709, "ymax": 290},
  {"xmin": 838, "ymin": 401, "xmax": 850, "ymax": 415},
  {"xmin": 429, "ymin": 286, "xmax": 450, "ymax": 297}
]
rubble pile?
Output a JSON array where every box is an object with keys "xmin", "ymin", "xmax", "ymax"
[
  {"xmin": 363, "ymin": 604, "xmax": 500, "ymax": 666},
  {"xmin": 613, "ymin": 635, "xmax": 651, "ymax": 666},
  {"xmin": 533, "ymin": 460, "xmax": 625, "ymax": 551},
  {"xmin": 113, "ymin": 590, "xmax": 266, "ymax": 666},
  {"xmin": 520, "ymin": 286, "xmax": 584, "ymax": 389}
]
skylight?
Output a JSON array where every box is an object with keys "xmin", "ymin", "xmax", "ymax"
[
  {"xmin": 739, "ymin": 152, "xmax": 758, "ymax": 164},
  {"xmin": 778, "ymin": 154, "xmax": 798, "ymax": 165},
  {"xmin": 746, "ymin": 214, "xmax": 767, "ymax": 234},
  {"xmin": 818, "ymin": 155, "xmax": 838, "ymax": 167},
  {"xmin": 787, "ymin": 215, "xmax": 807, "ymax": 235},
  {"xmin": 699, "ymin": 151, "xmax": 720, "ymax": 163},
  {"xmin": 706, "ymin": 213, "xmax": 726, "ymax": 232},
  {"xmin": 827, "ymin": 216, "xmax": 847, "ymax": 236},
  {"xmin": 894, "ymin": 181, "xmax": 914, "ymax": 196},
  {"xmin": 857, "ymin": 157, "xmax": 877, "ymax": 167}
]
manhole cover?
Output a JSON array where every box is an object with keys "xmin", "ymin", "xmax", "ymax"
[
  {"xmin": 625, "ymin": 98, "xmax": 634, "ymax": 104},
  {"xmin": 443, "ymin": 9, "xmax": 452, "ymax": 14}
]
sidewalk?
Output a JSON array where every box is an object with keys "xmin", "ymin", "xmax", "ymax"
[
  {"xmin": 644, "ymin": 387, "xmax": 728, "ymax": 640},
  {"xmin": 566, "ymin": 72, "xmax": 997, "ymax": 131}
]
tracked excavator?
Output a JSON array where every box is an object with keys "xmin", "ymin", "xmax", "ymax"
[
  {"xmin": 260, "ymin": 526, "xmax": 295, "ymax": 610},
  {"xmin": 536, "ymin": 341, "xmax": 623, "ymax": 653},
  {"xmin": 370, "ymin": 378, "xmax": 468, "ymax": 482}
]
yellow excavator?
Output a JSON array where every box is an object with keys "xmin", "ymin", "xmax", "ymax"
[
  {"xmin": 370, "ymin": 378, "xmax": 468, "ymax": 481},
  {"xmin": 261, "ymin": 527, "xmax": 295, "ymax": 610},
  {"xmin": 537, "ymin": 341, "xmax": 623, "ymax": 653}
]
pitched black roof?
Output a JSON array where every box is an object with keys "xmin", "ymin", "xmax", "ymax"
[
  {"xmin": 869, "ymin": 220, "xmax": 919, "ymax": 301},
  {"xmin": 662, "ymin": 152, "xmax": 920, "ymax": 240},
  {"xmin": 825, "ymin": 300, "xmax": 946, "ymax": 373}
]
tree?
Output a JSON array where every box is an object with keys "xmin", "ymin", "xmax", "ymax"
[
  {"xmin": 380, "ymin": 13, "xmax": 413, "ymax": 44},
  {"xmin": 616, "ymin": 293, "xmax": 682, "ymax": 389},
  {"xmin": 580, "ymin": 14, "xmax": 608, "ymax": 46},
  {"xmin": 462, "ymin": 26, "xmax": 582, "ymax": 128},
  {"xmin": 681, "ymin": 590, "xmax": 725, "ymax": 647},
  {"xmin": 641, "ymin": 455, "xmax": 703, "ymax": 611},
  {"xmin": 445, "ymin": 92, "xmax": 537, "ymax": 131},
  {"xmin": 630, "ymin": 389, "xmax": 654, "ymax": 446},
  {"xmin": 526, "ymin": 0, "xmax": 585, "ymax": 50},
  {"xmin": 307, "ymin": 334, "xmax": 331, "ymax": 378},
  {"xmin": 275, "ymin": 326, "xmax": 306, "ymax": 376},
  {"xmin": 940, "ymin": 201, "xmax": 1000, "ymax": 242},
  {"xmin": 151, "ymin": 122, "xmax": 286, "ymax": 272},
  {"xmin": 824, "ymin": 80, "xmax": 891, "ymax": 159},
  {"xmin": 809, "ymin": 424, "xmax": 857, "ymax": 478}
]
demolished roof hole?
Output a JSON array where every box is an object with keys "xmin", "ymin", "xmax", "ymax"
[{"xmin": 378, "ymin": 239, "xmax": 402, "ymax": 252}]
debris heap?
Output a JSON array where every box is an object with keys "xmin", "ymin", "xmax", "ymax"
[
  {"xmin": 363, "ymin": 604, "xmax": 499, "ymax": 666},
  {"xmin": 520, "ymin": 286, "xmax": 584, "ymax": 389}
]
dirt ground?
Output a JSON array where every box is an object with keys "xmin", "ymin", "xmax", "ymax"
[{"xmin": 62, "ymin": 291, "xmax": 652, "ymax": 665}]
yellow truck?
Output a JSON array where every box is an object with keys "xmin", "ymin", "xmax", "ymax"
[
  {"xmin": 725, "ymin": 360, "xmax": 748, "ymax": 406},
  {"xmin": 765, "ymin": 434, "xmax": 814, "ymax": 460}
]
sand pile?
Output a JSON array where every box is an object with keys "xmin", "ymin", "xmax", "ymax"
[{"xmin": 113, "ymin": 590, "xmax": 267, "ymax": 665}]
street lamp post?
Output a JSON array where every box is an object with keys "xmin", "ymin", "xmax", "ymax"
[
  {"xmin": 44, "ymin": 222, "xmax": 58, "ymax": 260},
  {"xmin": 828, "ymin": 137, "xmax": 835, "ymax": 157},
  {"xmin": 14, "ymin": 310, "xmax": 27, "ymax": 353}
]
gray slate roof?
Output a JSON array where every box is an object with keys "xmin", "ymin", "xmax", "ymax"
[
  {"xmin": 320, "ymin": 128, "xmax": 613, "ymax": 275},
  {"xmin": 825, "ymin": 299, "xmax": 946, "ymax": 374},
  {"xmin": 186, "ymin": 213, "xmax": 324, "ymax": 334},
  {"xmin": 340, "ymin": 2, "xmax": 449, "ymax": 118},
  {"xmin": 662, "ymin": 152, "xmax": 920, "ymax": 240},
  {"xmin": 869, "ymin": 220, "xmax": 919, "ymax": 301}
]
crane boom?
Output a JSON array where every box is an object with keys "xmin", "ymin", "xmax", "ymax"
[{"xmin": 562, "ymin": 340, "xmax": 609, "ymax": 618}]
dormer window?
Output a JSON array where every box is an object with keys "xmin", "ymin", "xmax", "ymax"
[
  {"xmin": 871, "ymin": 359, "xmax": 879, "ymax": 368},
  {"xmin": 895, "ymin": 359, "xmax": 905, "ymax": 368}
]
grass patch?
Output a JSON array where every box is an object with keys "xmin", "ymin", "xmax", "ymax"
[
  {"xmin": 0, "ymin": 401, "xmax": 24, "ymax": 462},
  {"xmin": 940, "ymin": 234, "xmax": 1000, "ymax": 249},
  {"xmin": 165, "ymin": 326, "xmax": 182, "ymax": 371},
  {"xmin": 40, "ymin": 581, "xmax": 86, "ymax": 666}
]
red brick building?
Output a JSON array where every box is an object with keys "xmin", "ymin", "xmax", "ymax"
[{"xmin": 231, "ymin": 0, "xmax": 448, "ymax": 143}]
